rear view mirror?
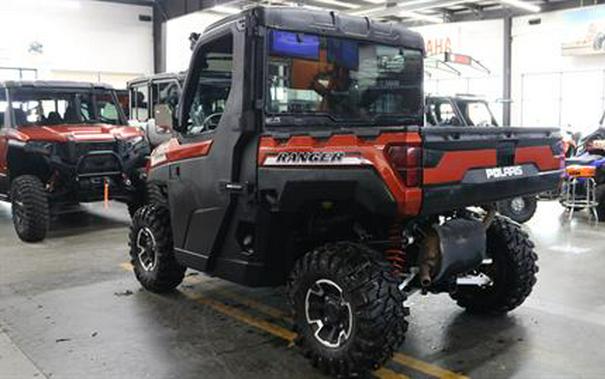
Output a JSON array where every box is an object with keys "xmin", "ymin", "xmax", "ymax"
[{"xmin": 154, "ymin": 104, "xmax": 174, "ymax": 132}]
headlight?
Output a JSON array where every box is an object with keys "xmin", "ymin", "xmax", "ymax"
[
  {"xmin": 120, "ymin": 136, "xmax": 146, "ymax": 151},
  {"xmin": 24, "ymin": 141, "xmax": 54, "ymax": 155},
  {"xmin": 127, "ymin": 136, "xmax": 144, "ymax": 147}
]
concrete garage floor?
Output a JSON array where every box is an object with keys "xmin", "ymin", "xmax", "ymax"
[{"xmin": 0, "ymin": 201, "xmax": 604, "ymax": 379}]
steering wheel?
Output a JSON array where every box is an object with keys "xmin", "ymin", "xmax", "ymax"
[{"xmin": 201, "ymin": 113, "xmax": 223, "ymax": 131}]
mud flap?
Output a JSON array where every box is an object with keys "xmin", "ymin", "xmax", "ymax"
[{"xmin": 433, "ymin": 218, "xmax": 486, "ymax": 284}]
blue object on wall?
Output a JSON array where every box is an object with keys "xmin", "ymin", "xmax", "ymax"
[{"xmin": 270, "ymin": 30, "xmax": 320, "ymax": 60}]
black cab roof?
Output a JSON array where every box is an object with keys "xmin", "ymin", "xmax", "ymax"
[
  {"xmin": 427, "ymin": 94, "xmax": 488, "ymax": 102},
  {"xmin": 0, "ymin": 80, "xmax": 115, "ymax": 91},
  {"xmin": 203, "ymin": 6, "xmax": 424, "ymax": 52},
  {"xmin": 127, "ymin": 72, "xmax": 187, "ymax": 87}
]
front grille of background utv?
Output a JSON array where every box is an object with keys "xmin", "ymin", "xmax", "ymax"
[{"xmin": 75, "ymin": 142, "xmax": 116, "ymax": 157}]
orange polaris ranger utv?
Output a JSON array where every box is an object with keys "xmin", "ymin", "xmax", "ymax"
[
  {"xmin": 0, "ymin": 81, "xmax": 149, "ymax": 242},
  {"xmin": 128, "ymin": 7, "xmax": 562, "ymax": 377}
]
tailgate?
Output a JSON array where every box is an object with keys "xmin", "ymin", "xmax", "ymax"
[{"xmin": 421, "ymin": 127, "xmax": 563, "ymax": 215}]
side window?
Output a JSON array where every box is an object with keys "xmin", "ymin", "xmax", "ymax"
[
  {"xmin": 186, "ymin": 33, "xmax": 233, "ymax": 135},
  {"xmin": 96, "ymin": 95, "xmax": 120, "ymax": 125},
  {"xmin": 425, "ymin": 103, "xmax": 435, "ymax": 126},
  {"xmin": 154, "ymin": 81, "xmax": 181, "ymax": 115},
  {"xmin": 0, "ymin": 90, "xmax": 7, "ymax": 128},
  {"xmin": 435, "ymin": 102, "xmax": 459, "ymax": 126},
  {"xmin": 130, "ymin": 84, "xmax": 149, "ymax": 122}
]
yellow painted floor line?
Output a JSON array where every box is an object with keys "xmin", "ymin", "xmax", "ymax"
[
  {"xmin": 213, "ymin": 288, "xmax": 294, "ymax": 323},
  {"xmin": 188, "ymin": 292, "xmax": 297, "ymax": 341},
  {"xmin": 392, "ymin": 353, "xmax": 469, "ymax": 379},
  {"xmin": 119, "ymin": 262, "xmax": 465, "ymax": 379},
  {"xmin": 375, "ymin": 368, "xmax": 411, "ymax": 379},
  {"xmin": 185, "ymin": 292, "xmax": 407, "ymax": 379},
  {"xmin": 119, "ymin": 262, "xmax": 133, "ymax": 271},
  {"xmin": 200, "ymin": 285, "xmax": 465, "ymax": 379}
]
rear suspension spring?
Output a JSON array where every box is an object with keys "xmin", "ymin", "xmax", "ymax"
[{"xmin": 385, "ymin": 223, "xmax": 407, "ymax": 277}]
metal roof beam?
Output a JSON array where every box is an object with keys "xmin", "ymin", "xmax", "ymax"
[
  {"xmin": 93, "ymin": 0, "xmax": 154, "ymax": 6},
  {"xmin": 348, "ymin": 0, "xmax": 480, "ymax": 17},
  {"xmin": 156, "ymin": 0, "xmax": 248, "ymax": 20},
  {"xmin": 450, "ymin": 0, "xmax": 605, "ymax": 22}
]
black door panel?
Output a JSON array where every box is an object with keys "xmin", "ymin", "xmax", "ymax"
[{"xmin": 168, "ymin": 24, "xmax": 257, "ymax": 271}]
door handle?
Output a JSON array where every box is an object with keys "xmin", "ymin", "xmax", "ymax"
[{"xmin": 219, "ymin": 181, "xmax": 247, "ymax": 194}]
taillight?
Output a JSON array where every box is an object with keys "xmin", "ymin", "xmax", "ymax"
[{"xmin": 387, "ymin": 145, "xmax": 422, "ymax": 187}]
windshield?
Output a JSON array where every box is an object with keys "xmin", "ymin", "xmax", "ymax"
[
  {"xmin": 9, "ymin": 88, "xmax": 124, "ymax": 127},
  {"xmin": 456, "ymin": 100, "xmax": 497, "ymax": 127},
  {"xmin": 266, "ymin": 30, "xmax": 423, "ymax": 126}
]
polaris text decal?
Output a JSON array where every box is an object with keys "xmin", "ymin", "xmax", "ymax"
[
  {"xmin": 263, "ymin": 152, "xmax": 371, "ymax": 166},
  {"xmin": 485, "ymin": 166, "xmax": 524, "ymax": 180}
]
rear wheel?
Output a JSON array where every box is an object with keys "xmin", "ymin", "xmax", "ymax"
[
  {"xmin": 497, "ymin": 196, "xmax": 537, "ymax": 223},
  {"xmin": 10, "ymin": 175, "xmax": 49, "ymax": 243},
  {"xmin": 287, "ymin": 242, "xmax": 408, "ymax": 377},
  {"xmin": 451, "ymin": 216, "xmax": 538, "ymax": 314},
  {"xmin": 129, "ymin": 205, "xmax": 185, "ymax": 293}
]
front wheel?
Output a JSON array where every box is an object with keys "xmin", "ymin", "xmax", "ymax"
[
  {"xmin": 10, "ymin": 175, "xmax": 49, "ymax": 242},
  {"xmin": 127, "ymin": 190, "xmax": 147, "ymax": 218},
  {"xmin": 497, "ymin": 196, "xmax": 537, "ymax": 223},
  {"xmin": 287, "ymin": 242, "xmax": 408, "ymax": 377},
  {"xmin": 128, "ymin": 205, "xmax": 185, "ymax": 293},
  {"xmin": 450, "ymin": 216, "xmax": 538, "ymax": 314}
]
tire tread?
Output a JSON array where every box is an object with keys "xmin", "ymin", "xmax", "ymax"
[
  {"xmin": 287, "ymin": 242, "xmax": 408, "ymax": 377},
  {"xmin": 10, "ymin": 175, "xmax": 49, "ymax": 242},
  {"xmin": 128, "ymin": 205, "xmax": 185, "ymax": 293}
]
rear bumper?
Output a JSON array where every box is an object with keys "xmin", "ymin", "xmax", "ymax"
[{"xmin": 421, "ymin": 168, "xmax": 562, "ymax": 215}]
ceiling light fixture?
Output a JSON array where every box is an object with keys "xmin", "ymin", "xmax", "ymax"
[
  {"xmin": 399, "ymin": 10, "xmax": 444, "ymax": 23},
  {"xmin": 211, "ymin": 4, "xmax": 240, "ymax": 14},
  {"xmin": 4, "ymin": 0, "xmax": 81, "ymax": 9},
  {"xmin": 351, "ymin": 0, "xmax": 475, "ymax": 18},
  {"xmin": 311, "ymin": 0, "xmax": 361, "ymax": 9},
  {"xmin": 500, "ymin": 0, "xmax": 541, "ymax": 13}
]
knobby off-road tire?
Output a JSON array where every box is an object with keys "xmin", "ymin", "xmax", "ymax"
[
  {"xmin": 497, "ymin": 196, "xmax": 537, "ymax": 224},
  {"xmin": 10, "ymin": 175, "xmax": 49, "ymax": 243},
  {"xmin": 146, "ymin": 182, "xmax": 167, "ymax": 208},
  {"xmin": 287, "ymin": 242, "xmax": 408, "ymax": 377},
  {"xmin": 129, "ymin": 205, "xmax": 185, "ymax": 293},
  {"xmin": 451, "ymin": 216, "xmax": 538, "ymax": 314},
  {"xmin": 127, "ymin": 187, "xmax": 149, "ymax": 219},
  {"xmin": 127, "ymin": 201, "xmax": 143, "ymax": 219}
]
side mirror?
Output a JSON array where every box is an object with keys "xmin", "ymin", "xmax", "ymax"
[{"xmin": 154, "ymin": 104, "xmax": 174, "ymax": 132}]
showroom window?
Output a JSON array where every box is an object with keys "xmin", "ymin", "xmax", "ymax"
[{"xmin": 185, "ymin": 33, "xmax": 233, "ymax": 135}]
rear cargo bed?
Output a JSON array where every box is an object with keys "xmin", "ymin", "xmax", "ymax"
[{"xmin": 420, "ymin": 127, "xmax": 563, "ymax": 215}]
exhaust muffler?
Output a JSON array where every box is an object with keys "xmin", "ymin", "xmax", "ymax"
[{"xmin": 418, "ymin": 217, "xmax": 487, "ymax": 288}]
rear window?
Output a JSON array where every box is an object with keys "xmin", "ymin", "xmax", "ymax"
[{"xmin": 266, "ymin": 30, "xmax": 423, "ymax": 126}]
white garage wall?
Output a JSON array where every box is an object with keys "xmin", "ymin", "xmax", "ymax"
[
  {"xmin": 165, "ymin": 11, "xmax": 224, "ymax": 72},
  {"xmin": 415, "ymin": 5, "xmax": 605, "ymax": 132},
  {"xmin": 0, "ymin": 0, "xmax": 153, "ymax": 87},
  {"xmin": 512, "ymin": 5, "xmax": 605, "ymax": 134}
]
